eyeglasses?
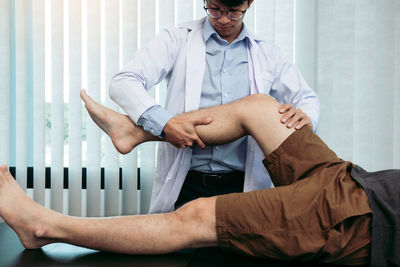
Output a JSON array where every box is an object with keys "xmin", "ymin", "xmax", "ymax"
[{"xmin": 203, "ymin": 7, "xmax": 247, "ymax": 21}]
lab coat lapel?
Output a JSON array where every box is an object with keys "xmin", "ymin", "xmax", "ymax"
[
  {"xmin": 247, "ymin": 37, "xmax": 263, "ymax": 94},
  {"xmin": 185, "ymin": 27, "xmax": 206, "ymax": 112}
]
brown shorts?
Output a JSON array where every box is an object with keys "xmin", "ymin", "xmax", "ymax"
[{"xmin": 215, "ymin": 127, "xmax": 372, "ymax": 265}]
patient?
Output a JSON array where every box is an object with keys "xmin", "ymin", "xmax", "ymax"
[{"xmin": 0, "ymin": 92, "xmax": 398, "ymax": 266}]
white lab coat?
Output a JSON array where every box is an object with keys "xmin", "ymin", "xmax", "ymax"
[{"xmin": 110, "ymin": 18, "xmax": 320, "ymax": 213}]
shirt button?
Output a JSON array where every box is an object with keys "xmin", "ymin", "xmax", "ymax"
[
  {"xmin": 215, "ymin": 146, "xmax": 220, "ymax": 150},
  {"xmin": 224, "ymin": 93, "xmax": 228, "ymax": 97},
  {"xmin": 150, "ymin": 129, "xmax": 155, "ymax": 134}
]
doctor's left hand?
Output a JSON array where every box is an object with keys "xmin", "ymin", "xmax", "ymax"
[{"xmin": 279, "ymin": 104, "xmax": 312, "ymax": 130}]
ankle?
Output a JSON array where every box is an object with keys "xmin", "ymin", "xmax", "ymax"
[
  {"xmin": 34, "ymin": 226, "xmax": 49, "ymax": 239},
  {"xmin": 33, "ymin": 212, "xmax": 63, "ymax": 240}
]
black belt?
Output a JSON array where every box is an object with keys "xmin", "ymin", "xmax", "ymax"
[{"xmin": 186, "ymin": 170, "xmax": 245, "ymax": 188}]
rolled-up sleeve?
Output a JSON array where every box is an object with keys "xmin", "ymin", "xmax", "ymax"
[{"xmin": 109, "ymin": 28, "xmax": 184, "ymax": 124}]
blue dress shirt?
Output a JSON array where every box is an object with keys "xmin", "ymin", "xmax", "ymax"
[{"xmin": 138, "ymin": 18, "xmax": 250, "ymax": 173}]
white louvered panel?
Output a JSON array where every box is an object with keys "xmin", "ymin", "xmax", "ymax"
[
  {"xmin": 194, "ymin": 0, "xmax": 204, "ymax": 20},
  {"xmin": 330, "ymin": 1, "xmax": 356, "ymax": 161},
  {"xmin": 254, "ymin": 0, "xmax": 275, "ymax": 42},
  {"xmin": 68, "ymin": 0, "xmax": 83, "ymax": 216},
  {"xmin": 121, "ymin": 0, "xmax": 139, "ymax": 215},
  {"xmin": 0, "ymin": 0, "xmax": 10, "ymax": 167},
  {"xmin": 157, "ymin": 0, "xmax": 174, "ymax": 109},
  {"xmin": 139, "ymin": 0, "xmax": 156, "ymax": 214},
  {"xmin": 394, "ymin": 0, "xmax": 400, "ymax": 169},
  {"xmin": 316, "ymin": 0, "xmax": 335, "ymax": 148},
  {"xmin": 372, "ymin": 0, "xmax": 396, "ymax": 170},
  {"xmin": 352, "ymin": 0, "xmax": 376, "ymax": 170},
  {"xmin": 275, "ymin": 0, "xmax": 295, "ymax": 62},
  {"xmin": 103, "ymin": 0, "xmax": 121, "ymax": 217},
  {"xmin": 49, "ymin": 0, "xmax": 65, "ymax": 213},
  {"xmin": 159, "ymin": 0, "xmax": 175, "ymax": 30},
  {"xmin": 243, "ymin": 0, "xmax": 255, "ymax": 33},
  {"xmin": 294, "ymin": 0, "xmax": 316, "ymax": 88},
  {"xmin": 32, "ymin": 0, "xmax": 46, "ymax": 206},
  {"xmin": 121, "ymin": 150, "xmax": 138, "ymax": 215},
  {"xmin": 86, "ymin": 0, "xmax": 102, "ymax": 217},
  {"xmin": 15, "ymin": 0, "xmax": 28, "ymax": 191},
  {"xmin": 176, "ymin": 0, "xmax": 193, "ymax": 24}
]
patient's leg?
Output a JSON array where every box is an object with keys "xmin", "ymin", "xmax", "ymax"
[
  {"xmin": 191, "ymin": 94, "xmax": 295, "ymax": 156},
  {"xmin": 82, "ymin": 90, "xmax": 294, "ymax": 157},
  {"xmin": 0, "ymin": 165, "xmax": 217, "ymax": 254}
]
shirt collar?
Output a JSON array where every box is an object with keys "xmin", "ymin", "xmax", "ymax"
[{"xmin": 202, "ymin": 17, "xmax": 250, "ymax": 44}]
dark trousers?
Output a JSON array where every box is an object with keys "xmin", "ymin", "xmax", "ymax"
[{"xmin": 174, "ymin": 170, "xmax": 245, "ymax": 209}]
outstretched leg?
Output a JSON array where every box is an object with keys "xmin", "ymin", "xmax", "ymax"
[
  {"xmin": 82, "ymin": 90, "xmax": 295, "ymax": 157},
  {"xmin": 0, "ymin": 165, "xmax": 217, "ymax": 254}
]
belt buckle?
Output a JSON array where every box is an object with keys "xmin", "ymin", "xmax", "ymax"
[{"xmin": 202, "ymin": 173, "xmax": 223, "ymax": 187}]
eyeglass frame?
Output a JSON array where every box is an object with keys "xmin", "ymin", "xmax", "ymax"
[{"xmin": 203, "ymin": 6, "xmax": 247, "ymax": 21}]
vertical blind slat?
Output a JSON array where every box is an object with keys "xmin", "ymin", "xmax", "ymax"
[
  {"xmin": 243, "ymin": 1, "xmax": 255, "ymax": 33},
  {"xmin": 353, "ymin": 0, "xmax": 375, "ymax": 169},
  {"xmin": 32, "ymin": 0, "xmax": 46, "ymax": 206},
  {"xmin": 373, "ymin": 0, "xmax": 396, "ymax": 170},
  {"xmin": 68, "ymin": 0, "xmax": 83, "ymax": 216},
  {"xmin": 255, "ymin": 0, "xmax": 275, "ymax": 43},
  {"xmin": 121, "ymin": 150, "xmax": 138, "ymax": 215},
  {"xmin": 159, "ymin": 0, "xmax": 174, "ymax": 29},
  {"xmin": 0, "ymin": 0, "xmax": 10, "ymax": 166},
  {"xmin": 121, "ymin": 0, "xmax": 139, "ymax": 215},
  {"xmin": 331, "ymin": 1, "xmax": 356, "ymax": 161},
  {"xmin": 104, "ymin": 0, "xmax": 120, "ymax": 217},
  {"xmin": 395, "ymin": 0, "xmax": 400, "ymax": 169},
  {"xmin": 139, "ymin": 0, "xmax": 156, "ymax": 214},
  {"xmin": 317, "ymin": 0, "xmax": 335, "ymax": 148},
  {"xmin": 86, "ymin": 0, "xmax": 102, "ymax": 217},
  {"xmin": 295, "ymin": 0, "xmax": 316, "ymax": 88},
  {"xmin": 176, "ymin": 0, "xmax": 193, "ymax": 24},
  {"xmin": 50, "ymin": 0, "xmax": 64, "ymax": 213},
  {"xmin": 158, "ymin": 0, "xmax": 174, "ymax": 107},
  {"xmin": 121, "ymin": 0, "xmax": 138, "ymax": 64},
  {"xmin": 15, "ymin": 0, "xmax": 28, "ymax": 191},
  {"xmin": 194, "ymin": 0, "xmax": 203, "ymax": 20},
  {"xmin": 275, "ymin": 0, "xmax": 295, "ymax": 62}
]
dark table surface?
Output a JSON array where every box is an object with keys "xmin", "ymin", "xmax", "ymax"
[{"xmin": 0, "ymin": 222, "xmax": 337, "ymax": 267}]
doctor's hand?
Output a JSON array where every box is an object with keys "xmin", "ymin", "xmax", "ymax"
[
  {"xmin": 279, "ymin": 104, "xmax": 312, "ymax": 130},
  {"xmin": 163, "ymin": 114, "xmax": 212, "ymax": 149}
]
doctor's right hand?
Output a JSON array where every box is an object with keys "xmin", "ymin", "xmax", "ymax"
[{"xmin": 163, "ymin": 115, "xmax": 212, "ymax": 149}]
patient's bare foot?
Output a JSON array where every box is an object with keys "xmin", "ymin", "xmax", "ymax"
[
  {"xmin": 0, "ymin": 165, "xmax": 59, "ymax": 249},
  {"xmin": 80, "ymin": 90, "xmax": 159, "ymax": 154}
]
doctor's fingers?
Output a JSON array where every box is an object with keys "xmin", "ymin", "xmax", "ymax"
[
  {"xmin": 279, "ymin": 103, "xmax": 292, "ymax": 113},
  {"xmin": 286, "ymin": 112, "xmax": 310, "ymax": 129},
  {"xmin": 178, "ymin": 134, "xmax": 206, "ymax": 149},
  {"xmin": 192, "ymin": 116, "xmax": 213, "ymax": 126},
  {"xmin": 280, "ymin": 108, "xmax": 297, "ymax": 123},
  {"xmin": 192, "ymin": 135, "xmax": 206, "ymax": 149},
  {"xmin": 295, "ymin": 119, "xmax": 311, "ymax": 130}
]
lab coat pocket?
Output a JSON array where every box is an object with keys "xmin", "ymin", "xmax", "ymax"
[{"xmin": 259, "ymin": 71, "xmax": 275, "ymax": 94}]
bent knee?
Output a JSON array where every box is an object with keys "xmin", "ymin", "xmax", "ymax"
[
  {"xmin": 243, "ymin": 94, "xmax": 279, "ymax": 107},
  {"xmin": 236, "ymin": 94, "xmax": 281, "ymax": 120}
]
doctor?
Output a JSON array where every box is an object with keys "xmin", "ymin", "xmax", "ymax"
[{"xmin": 109, "ymin": 0, "xmax": 320, "ymax": 213}]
